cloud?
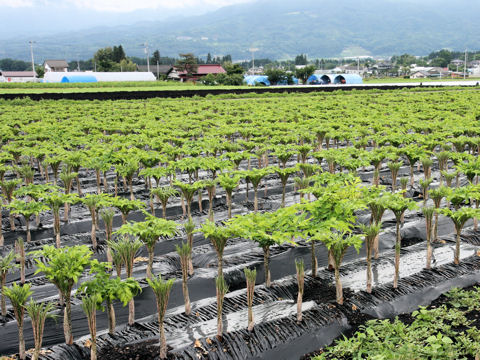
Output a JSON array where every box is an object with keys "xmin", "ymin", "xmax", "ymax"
[
  {"xmin": 0, "ymin": 0, "xmax": 35, "ymax": 7},
  {"xmin": 0, "ymin": 0, "xmax": 256, "ymax": 12}
]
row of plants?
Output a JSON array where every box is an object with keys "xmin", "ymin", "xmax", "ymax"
[
  {"xmin": 314, "ymin": 286, "xmax": 480, "ymax": 360},
  {"xmin": 2, "ymin": 168, "xmax": 480, "ymax": 359},
  {"xmin": 1, "ymin": 89, "xmax": 480, "ymax": 359}
]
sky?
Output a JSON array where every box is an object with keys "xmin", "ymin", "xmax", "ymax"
[
  {"xmin": 0, "ymin": 0, "xmax": 255, "ymax": 12},
  {"xmin": 0, "ymin": 0, "xmax": 256, "ymax": 37}
]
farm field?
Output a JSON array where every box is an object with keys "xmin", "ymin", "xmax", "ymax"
[
  {"xmin": 0, "ymin": 88, "xmax": 480, "ymax": 360},
  {"xmin": 0, "ymin": 78, "xmax": 478, "ymax": 96}
]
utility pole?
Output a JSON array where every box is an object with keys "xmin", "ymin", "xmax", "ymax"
[
  {"xmin": 29, "ymin": 41, "xmax": 36, "ymax": 79},
  {"xmin": 357, "ymin": 57, "xmax": 360, "ymax": 74},
  {"xmin": 464, "ymin": 49, "xmax": 467, "ymax": 80},
  {"xmin": 157, "ymin": 61, "xmax": 159, "ymax": 80},
  {"xmin": 249, "ymin": 48, "xmax": 259, "ymax": 74},
  {"xmin": 144, "ymin": 42, "xmax": 150, "ymax": 72}
]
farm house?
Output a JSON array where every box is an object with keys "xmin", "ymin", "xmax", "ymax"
[
  {"xmin": 0, "ymin": 70, "xmax": 37, "ymax": 82},
  {"xmin": 43, "ymin": 71, "xmax": 156, "ymax": 83}
]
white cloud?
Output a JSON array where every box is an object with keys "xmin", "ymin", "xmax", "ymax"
[
  {"xmin": 0, "ymin": 0, "xmax": 255, "ymax": 12},
  {"xmin": 0, "ymin": 0, "xmax": 34, "ymax": 7}
]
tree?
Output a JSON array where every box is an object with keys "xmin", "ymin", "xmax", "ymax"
[
  {"xmin": 16, "ymin": 237, "xmax": 25, "ymax": 284},
  {"xmin": 31, "ymin": 245, "xmax": 93, "ymax": 344},
  {"xmin": 295, "ymin": 259, "xmax": 304, "ymax": 322},
  {"xmin": 198, "ymin": 220, "xmax": 236, "ymax": 278},
  {"xmin": 215, "ymin": 275, "xmax": 228, "ymax": 340},
  {"xmin": 359, "ymin": 223, "xmax": 382, "ymax": 293},
  {"xmin": 151, "ymin": 186, "xmax": 178, "ymax": 219},
  {"xmin": 108, "ymin": 236, "xmax": 142, "ymax": 325},
  {"xmin": 306, "ymin": 174, "xmax": 365, "ymax": 274},
  {"xmin": 430, "ymin": 186, "xmax": 451, "ymax": 242},
  {"xmin": 295, "ymin": 54, "xmax": 308, "ymax": 65},
  {"xmin": 387, "ymin": 160, "xmax": 403, "ymax": 192},
  {"xmin": 111, "ymin": 197, "xmax": 145, "ymax": 224},
  {"xmin": 1, "ymin": 179, "xmax": 22, "ymax": 230},
  {"xmin": 264, "ymin": 67, "xmax": 287, "ymax": 85},
  {"xmin": 9, "ymin": 199, "xmax": 49, "ymax": 243},
  {"xmin": 116, "ymin": 161, "xmax": 139, "ymax": 201},
  {"xmin": 274, "ymin": 167, "xmax": 297, "ymax": 208},
  {"xmin": 0, "ymin": 250, "xmax": 17, "ymax": 317},
  {"xmin": 322, "ymin": 232, "xmax": 363, "ymax": 304},
  {"xmin": 183, "ymin": 219, "xmax": 195, "ymax": 275},
  {"xmin": 244, "ymin": 168, "xmax": 273, "ymax": 212},
  {"xmin": 295, "ymin": 65, "xmax": 316, "ymax": 84},
  {"xmin": 244, "ymin": 268, "xmax": 256, "ymax": 331},
  {"xmin": 116, "ymin": 213, "xmax": 177, "ymax": 279},
  {"xmin": 3, "ymin": 283, "xmax": 32, "ymax": 359},
  {"xmin": 224, "ymin": 63, "xmax": 245, "ymax": 75},
  {"xmin": 152, "ymin": 50, "xmax": 161, "ymax": 65},
  {"xmin": 423, "ymin": 207, "xmax": 435, "ymax": 269},
  {"xmin": 112, "ymin": 45, "xmax": 126, "ymax": 63},
  {"xmin": 175, "ymin": 242, "xmax": 191, "ymax": 315},
  {"xmin": 82, "ymin": 193, "xmax": 112, "ymax": 250},
  {"xmin": 385, "ymin": 193, "xmax": 417, "ymax": 288},
  {"xmin": 176, "ymin": 53, "xmax": 198, "ymax": 80},
  {"xmin": 202, "ymin": 179, "xmax": 217, "ymax": 222},
  {"xmin": 59, "ymin": 168, "xmax": 77, "ymax": 221},
  {"xmin": 147, "ymin": 274, "xmax": 174, "ymax": 359},
  {"xmin": 44, "ymin": 190, "xmax": 79, "ymax": 248},
  {"xmin": 79, "ymin": 261, "xmax": 140, "ymax": 335},
  {"xmin": 81, "ymin": 294, "xmax": 99, "ymax": 360},
  {"xmin": 218, "ymin": 173, "xmax": 241, "ymax": 218},
  {"xmin": 440, "ymin": 207, "xmax": 480, "ymax": 265},
  {"xmin": 231, "ymin": 207, "xmax": 305, "ymax": 287},
  {"xmin": 175, "ymin": 181, "xmax": 202, "ymax": 219},
  {"xmin": 100, "ymin": 208, "xmax": 115, "ymax": 263},
  {"xmin": 25, "ymin": 300, "xmax": 56, "ymax": 360}
]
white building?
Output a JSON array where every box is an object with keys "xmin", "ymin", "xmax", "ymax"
[
  {"xmin": 0, "ymin": 71, "xmax": 37, "ymax": 82},
  {"xmin": 43, "ymin": 71, "xmax": 156, "ymax": 83},
  {"xmin": 43, "ymin": 60, "xmax": 69, "ymax": 73}
]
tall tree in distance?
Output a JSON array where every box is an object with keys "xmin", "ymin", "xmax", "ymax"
[
  {"xmin": 295, "ymin": 65, "xmax": 316, "ymax": 84},
  {"xmin": 176, "ymin": 53, "xmax": 198, "ymax": 81},
  {"xmin": 152, "ymin": 50, "xmax": 161, "ymax": 64},
  {"xmin": 112, "ymin": 45, "xmax": 126, "ymax": 63}
]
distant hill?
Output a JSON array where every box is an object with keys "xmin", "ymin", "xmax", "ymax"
[{"xmin": 1, "ymin": 0, "xmax": 479, "ymax": 61}]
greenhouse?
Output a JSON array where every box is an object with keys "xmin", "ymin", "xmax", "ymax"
[
  {"xmin": 244, "ymin": 75, "xmax": 271, "ymax": 86},
  {"xmin": 334, "ymin": 74, "xmax": 363, "ymax": 84},
  {"xmin": 60, "ymin": 75, "xmax": 97, "ymax": 83},
  {"xmin": 43, "ymin": 71, "xmax": 156, "ymax": 83}
]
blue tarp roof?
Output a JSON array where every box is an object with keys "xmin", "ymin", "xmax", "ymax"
[
  {"xmin": 307, "ymin": 74, "xmax": 336, "ymax": 84},
  {"xmin": 244, "ymin": 75, "xmax": 271, "ymax": 86},
  {"xmin": 307, "ymin": 73, "xmax": 363, "ymax": 85},
  {"xmin": 333, "ymin": 74, "xmax": 363, "ymax": 84},
  {"xmin": 60, "ymin": 75, "xmax": 97, "ymax": 83}
]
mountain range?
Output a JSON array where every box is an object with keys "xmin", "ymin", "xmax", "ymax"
[{"xmin": 1, "ymin": 0, "xmax": 478, "ymax": 61}]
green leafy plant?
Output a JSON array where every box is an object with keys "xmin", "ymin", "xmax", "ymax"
[
  {"xmin": 25, "ymin": 300, "xmax": 56, "ymax": 360},
  {"xmin": 31, "ymin": 245, "xmax": 93, "ymax": 344},
  {"xmin": 108, "ymin": 236, "xmax": 142, "ymax": 325},
  {"xmin": 175, "ymin": 242, "xmax": 192, "ymax": 315},
  {"xmin": 147, "ymin": 274, "xmax": 174, "ymax": 359},
  {"xmin": 116, "ymin": 213, "xmax": 177, "ymax": 278},
  {"xmin": 2, "ymin": 283, "xmax": 32, "ymax": 360}
]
